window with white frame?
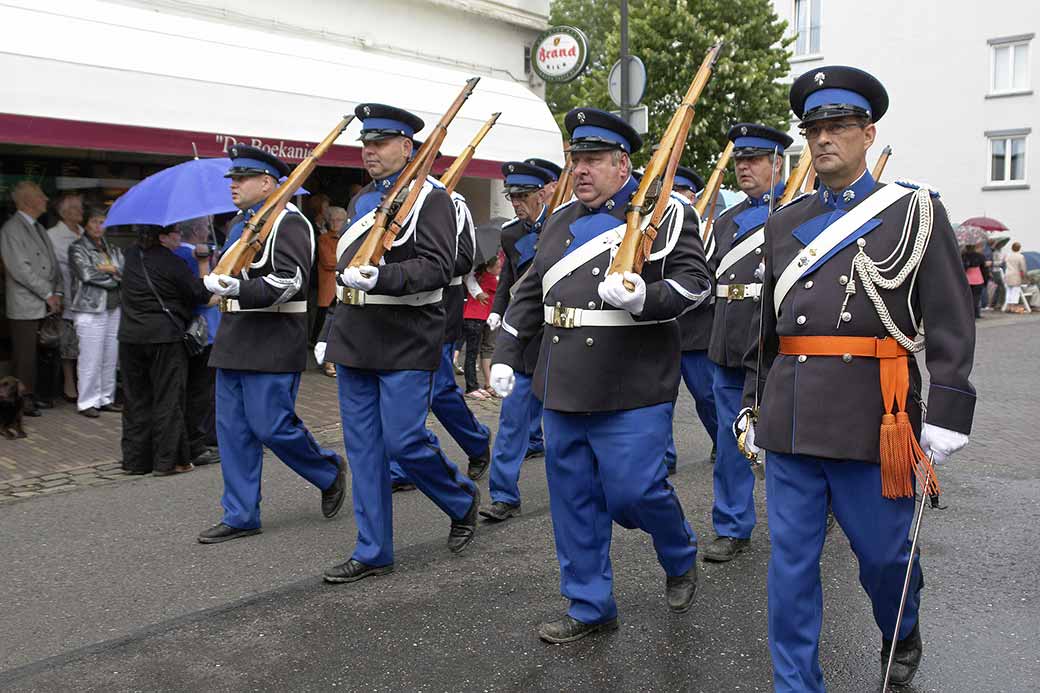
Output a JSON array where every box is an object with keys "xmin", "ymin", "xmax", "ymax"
[
  {"xmin": 793, "ymin": 0, "xmax": 821, "ymax": 56},
  {"xmin": 988, "ymin": 132, "xmax": 1027, "ymax": 184},
  {"xmin": 990, "ymin": 35, "xmax": 1031, "ymax": 93}
]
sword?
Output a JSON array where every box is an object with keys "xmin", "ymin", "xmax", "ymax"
[{"xmin": 881, "ymin": 454, "xmax": 931, "ymax": 692}]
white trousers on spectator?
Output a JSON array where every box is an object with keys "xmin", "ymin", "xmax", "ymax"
[{"xmin": 73, "ymin": 307, "xmax": 121, "ymax": 411}]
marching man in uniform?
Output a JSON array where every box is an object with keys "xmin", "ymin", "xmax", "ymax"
[
  {"xmin": 198, "ymin": 145, "xmax": 346, "ymax": 544},
  {"xmin": 480, "ymin": 161, "xmax": 554, "ymax": 522},
  {"xmin": 320, "ymin": 104, "xmax": 481, "ymax": 584},
  {"xmin": 703, "ymin": 124, "xmax": 792, "ymax": 562},
  {"xmin": 491, "ymin": 109, "xmax": 710, "ymax": 643},
  {"xmin": 737, "ymin": 67, "xmax": 976, "ymax": 690}
]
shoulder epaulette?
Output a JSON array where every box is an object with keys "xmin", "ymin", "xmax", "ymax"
[
  {"xmin": 501, "ymin": 216, "xmax": 520, "ymax": 229},
  {"xmin": 895, "ymin": 179, "xmax": 940, "ymax": 198},
  {"xmin": 774, "ymin": 191, "xmax": 815, "ymax": 212},
  {"xmin": 450, "ymin": 190, "xmax": 466, "ymax": 203},
  {"xmin": 548, "ymin": 198, "xmax": 578, "ymax": 217},
  {"xmin": 426, "ymin": 175, "xmax": 446, "ymax": 190}
]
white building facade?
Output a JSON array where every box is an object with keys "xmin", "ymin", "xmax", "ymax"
[
  {"xmin": 771, "ymin": 0, "xmax": 1038, "ymax": 246},
  {"xmin": 2, "ymin": 0, "xmax": 559, "ymax": 222}
]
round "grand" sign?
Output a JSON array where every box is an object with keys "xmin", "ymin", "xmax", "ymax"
[{"xmin": 531, "ymin": 26, "xmax": 590, "ymax": 83}]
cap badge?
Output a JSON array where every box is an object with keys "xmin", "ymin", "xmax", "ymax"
[
  {"xmin": 740, "ymin": 126, "xmax": 748, "ymax": 136},
  {"xmin": 814, "ymin": 72, "xmax": 826, "ymax": 86},
  {"xmin": 362, "ymin": 105, "xmax": 371, "ymax": 116},
  {"xmin": 508, "ymin": 164, "xmax": 514, "ymax": 172},
  {"xmin": 843, "ymin": 190, "xmax": 855, "ymax": 203},
  {"xmin": 577, "ymin": 111, "xmax": 586, "ymax": 124}
]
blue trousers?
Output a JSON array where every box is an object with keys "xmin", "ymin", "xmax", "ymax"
[
  {"xmin": 528, "ymin": 396, "xmax": 544, "ymax": 453},
  {"xmin": 216, "ymin": 369, "xmax": 339, "ymax": 530},
  {"xmin": 390, "ymin": 344, "xmax": 491, "ymax": 483},
  {"xmin": 337, "ymin": 366, "xmax": 477, "ymax": 566},
  {"xmin": 766, "ymin": 452, "xmax": 922, "ymax": 693},
  {"xmin": 489, "ymin": 373, "xmax": 536, "ymax": 505},
  {"xmin": 543, "ymin": 403, "xmax": 698, "ymax": 624},
  {"xmin": 710, "ymin": 365, "xmax": 757, "ymax": 538},
  {"xmin": 664, "ymin": 350, "xmax": 719, "ymax": 469}
]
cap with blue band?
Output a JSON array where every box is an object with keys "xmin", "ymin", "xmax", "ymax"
[
  {"xmin": 564, "ymin": 108, "xmax": 643, "ymax": 155},
  {"xmin": 727, "ymin": 123, "xmax": 794, "ymax": 158},
  {"xmin": 502, "ymin": 161, "xmax": 554, "ymax": 192},
  {"xmin": 790, "ymin": 65, "xmax": 889, "ymax": 125},
  {"xmin": 225, "ymin": 144, "xmax": 291, "ymax": 179}
]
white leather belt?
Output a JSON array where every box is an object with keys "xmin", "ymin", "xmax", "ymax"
[
  {"xmin": 715, "ymin": 283, "xmax": 762, "ymax": 301},
  {"xmin": 543, "ymin": 304, "xmax": 674, "ymax": 328},
  {"xmin": 220, "ymin": 299, "xmax": 306, "ymax": 314},
  {"xmin": 449, "ymin": 276, "xmax": 463, "ymax": 286},
  {"xmin": 336, "ymin": 286, "xmax": 443, "ymax": 307}
]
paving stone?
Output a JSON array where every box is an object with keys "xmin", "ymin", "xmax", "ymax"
[
  {"xmin": 40, "ymin": 478, "xmax": 71, "ymax": 488},
  {"xmin": 40, "ymin": 484, "xmax": 79, "ymax": 494},
  {"xmin": 39, "ymin": 473, "xmax": 68, "ymax": 481},
  {"xmin": 11, "ymin": 491, "xmax": 38, "ymax": 498}
]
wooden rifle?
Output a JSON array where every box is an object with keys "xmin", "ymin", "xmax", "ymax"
[
  {"xmin": 214, "ymin": 115, "xmax": 354, "ymax": 276},
  {"xmin": 349, "ymin": 77, "xmax": 480, "ymax": 270},
  {"xmin": 778, "ymin": 146, "xmax": 813, "ymax": 206},
  {"xmin": 871, "ymin": 145, "xmax": 892, "ymax": 180},
  {"xmin": 545, "ymin": 151, "xmax": 573, "ymax": 216},
  {"xmin": 608, "ymin": 41, "xmax": 725, "ymax": 288},
  {"xmin": 694, "ymin": 140, "xmax": 734, "ymax": 243},
  {"xmin": 440, "ymin": 112, "xmax": 501, "ymax": 194},
  {"xmin": 802, "ymin": 165, "xmax": 817, "ymax": 193}
]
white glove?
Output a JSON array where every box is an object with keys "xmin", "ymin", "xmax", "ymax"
[
  {"xmin": 919, "ymin": 423, "xmax": 968, "ymax": 466},
  {"xmin": 733, "ymin": 407, "xmax": 760, "ymax": 456},
  {"xmin": 487, "ymin": 312, "xmax": 502, "ymax": 331},
  {"xmin": 489, "ymin": 363, "xmax": 515, "ymax": 398},
  {"xmin": 341, "ymin": 265, "xmax": 378, "ymax": 291},
  {"xmin": 597, "ymin": 272, "xmax": 646, "ymax": 315},
  {"xmin": 204, "ymin": 273, "xmax": 240, "ymax": 297},
  {"xmin": 314, "ymin": 341, "xmax": 327, "ymax": 366}
]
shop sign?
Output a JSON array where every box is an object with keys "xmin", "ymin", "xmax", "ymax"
[
  {"xmin": 531, "ymin": 26, "xmax": 590, "ymax": 83},
  {"xmin": 214, "ymin": 134, "xmax": 314, "ymax": 162}
]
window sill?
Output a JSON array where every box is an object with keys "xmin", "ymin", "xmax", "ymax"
[
  {"xmin": 982, "ymin": 183, "xmax": 1030, "ymax": 191},
  {"xmin": 790, "ymin": 53, "xmax": 824, "ymax": 64},
  {"xmin": 986, "ymin": 90, "xmax": 1033, "ymax": 99}
]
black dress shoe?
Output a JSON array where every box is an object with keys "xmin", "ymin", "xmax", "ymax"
[
  {"xmin": 702, "ymin": 536, "xmax": 750, "ymax": 562},
  {"xmin": 538, "ymin": 615, "xmax": 619, "ymax": 644},
  {"xmin": 33, "ymin": 399, "xmax": 54, "ymax": 410},
  {"xmin": 709, "ymin": 444, "xmax": 717, "ymax": 464},
  {"xmin": 79, "ymin": 407, "xmax": 100, "ymax": 418},
  {"xmin": 665, "ymin": 563, "xmax": 698, "ymax": 613},
  {"xmin": 467, "ymin": 444, "xmax": 491, "ymax": 481},
  {"xmin": 23, "ymin": 406, "xmax": 41, "ymax": 418},
  {"xmin": 447, "ymin": 487, "xmax": 480, "ymax": 554},
  {"xmin": 323, "ymin": 558, "xmax": 394, "ymax": 584},
  {"xmin": 881, "ymin": 623, "xmax": 923, "ymax": 687},
  {"xmin": 524, "ymin": 445, "xmax": 545, "ymax": 460},
  {"xmin": 322, "ymin": 455, "xmax": 347, "ymax": 518},
  {"xmin": 192, "ymin": 448, "xmax": 221, "ymax": 466},
  {"xmin": 197, "ymin": 522, "xmax": 262, "ymax": 544},
  {"xmin": 391, "ymin": 481, "xmax": 416, "ymax": 493},
  {"xmin": 124, "ymin": 468, "xmax": 150, "ymax": 476},
  {"xmin": 99, "ymin": 403, "xmax": 124, "ymax": 413},
  {"xmin": 478, "ymin": 500, "xmax": 521, "ymax": 522}
]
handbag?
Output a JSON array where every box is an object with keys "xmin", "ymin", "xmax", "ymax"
[
  {"xmin": 139, "ymin": 248, "xmax": 209, "ymax": 357},
  {"xmin": 37, "ymin": 313, "xmax": 64, "ymax": 349}
]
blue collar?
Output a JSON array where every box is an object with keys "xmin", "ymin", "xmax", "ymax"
[
  {"xmin": 242, "ymin": 200, "xmax": 264, "ymax": 220},
  {"xmin": 374, "ymin": 167, "xmax": 405, "ymax": 193},
  {"xmin": 585, "ymin": 176, "xmax": 638, "ymax": 214},
  {"xmin": 818, "ymin": 170, "xmax": 875, "ymax": 211},
  {"xmin": 746, "ymin": 181, "xmax": 786, "ymax": 208},
  {"xmin": 524, "ymin": 205, "xmax": 548, "ymax": 233}
]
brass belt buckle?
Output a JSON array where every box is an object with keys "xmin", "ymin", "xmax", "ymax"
[
  {"xmin": 345, "ymin": 288, "xmax": 366, "ymax": 306},
  {"xmin": 219, "ymin": 297, "xmax": 231, "ymax": 313},
  {"xmin": 728, "ymin": 284, "xmax": 746, "ymax": 301},
  {"xmin": 551, "ymin": 303, "xmax": 577, "ymax": 329}
]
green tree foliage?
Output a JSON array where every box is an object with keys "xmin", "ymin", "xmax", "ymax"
[{"xmin": 546, "ymin": 0, "xmax": 793, "ymax": 183}]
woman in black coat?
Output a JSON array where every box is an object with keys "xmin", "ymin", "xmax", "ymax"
[
  {"xmin": 118, "ymin": 226, "xmax": 213, "ymax": 475},
  {"xmin": 961, "ymin": 243, "xmax": 989, "ymax": 320}
]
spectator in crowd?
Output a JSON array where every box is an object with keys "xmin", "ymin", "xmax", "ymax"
[
  {"xmin": 172, "ymin": 218, "xmax": 221, "ymax": 466},
  {"xmin": 1004, "ymin": 241, "xmax": 1029, "ymax": 313},
  {"xmin": 67, "ymin": 207, "xmax": 124, "ymax": 418},
  {"xmin": 47, "ymin": 193, "xmax": 84, "ymax": 402},
  {"xmin": 461, "ymin": 254, "xmax": 500, "ymax": 398},
  {"xmin": 962, "ymin": 243, "xmax": 988, "ymax": 319},
  {"xmin": 0, "ymin": 181, "xmax": 63, "ymax": 417},
  {"xmin": 304, "ymin": 192, "xmax": 331, "ymax": 346},
  {"xmin": 118, "ymin": 225, "xmax": 212, "ymax": 475},
  {"xmin": 314, "ymin": 205, "xmax": 345, "ymax": 376},
  {"xmin": 987, "ymin": 241, "xmax": 1007, "ymax": 310}
]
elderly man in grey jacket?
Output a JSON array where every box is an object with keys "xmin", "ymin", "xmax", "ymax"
[{"xmin": 1, "ymin": 181, "xmax": 63, "ymax": 416}]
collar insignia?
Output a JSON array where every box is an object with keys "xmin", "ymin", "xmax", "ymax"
[
  {"xmin": 814, "ymin": 72, "xmax": 826, "ymax": 86},
  {"xmin": 843, "ymin": 189, "xmax": 855, "ymax": 203},
  {"xmin": 605, "ymin": 199, "xmax": 615, "ymax": 210}
]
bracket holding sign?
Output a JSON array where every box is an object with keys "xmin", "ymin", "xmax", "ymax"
[{"xmin": 530, "ymin": 26, "xmax": 590, "ymax": 83}]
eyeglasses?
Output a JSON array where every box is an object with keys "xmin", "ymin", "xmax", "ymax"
[
  {"xmin": 503, "ymin": 191, "xmax": 539, "ymax": 201},
  {"xmin": 800, "ymin": 120, "xmax": 865, "ymax": 140}
]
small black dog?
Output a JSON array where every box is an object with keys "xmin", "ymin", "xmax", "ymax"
[{"xmin": 0, "ymin": 376, "xmax": 27, "ymax": 439}]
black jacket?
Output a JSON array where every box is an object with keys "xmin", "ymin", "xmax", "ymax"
[
  {"xmin": 676, "ymin": 208, "xmax": 715, "ymax": 352},
  {"xmin": 119, "ymin": 245, "xmax": 211, "ymax": 344},
  {"xmin": 492, "ymin": 213, "xmax": 546, "ymax": 375},
  {"xmin": 442, "ymin": 192, "xmax": 476, "ymax": 345}
]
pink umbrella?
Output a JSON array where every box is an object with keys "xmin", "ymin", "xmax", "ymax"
[{"xmin": 961, "ymin": 216, "xmax": 1009, "ymax": 233}]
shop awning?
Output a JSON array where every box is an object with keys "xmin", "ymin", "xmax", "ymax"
[{"xmin": 2, "ymin": 0, "xmax": 564, "ymax": 177}]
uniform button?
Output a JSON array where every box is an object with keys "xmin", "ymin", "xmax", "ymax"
[
  {"xmin": 755, "ymin": 248, "xmax": 762, "ymax": 255},
  {"xmin": 587, "ymin": 301, "xmax": 596, "ymax": 309},
  {"xmin": 839, "ymin": 275, "xmax": 849, "ymax": 286},
  {"xmin": 552, "ymin": 336, "xmax": 560, "ymax": 343},
  {"xmin": 555, "ymin": 301, "xmax": 562, "ymax": 308},
  {"xmin": 842, "ymin": 353, "xmax": 853, "ymax": 363},
  {"xmin": 841, "ymin": 311, "xmax": 852, "ymax": 323},
  {"xmin": 729, "ymin": 273, "xmax": 736, "ymax": 280},
  {"xmin": 796, "ymin": 315, "xmax": 806, "ymax": 325},
  {"xmin": 797, "ymin": 355, "xmax": 807, "ymax": 363},
  {"xmin": 804, "ymin": 280, "xmax": 813, "ymax": 289},
  {"xmin": 592, "ymin": 267, "xmax": 600, "ymax": 276},
  {"xmin": 565, "ymin": 239, "xmax": 571, "ymax": 246},
  {"xmin": 585, "ymin": 338, "xmax": 594, "ymax": 346}
]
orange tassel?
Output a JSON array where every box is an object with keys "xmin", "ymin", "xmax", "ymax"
[{"xmin": 880, "ymin": 413, "xmax": 913, "ymax": 499}]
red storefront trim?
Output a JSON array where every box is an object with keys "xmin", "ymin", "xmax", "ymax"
[{"xmin": 0, "ymin": 113, "xmax": 505, "ymax": 179}]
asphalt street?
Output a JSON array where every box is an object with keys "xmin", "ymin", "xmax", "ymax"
[{"xmin": 0, "ymin": 315, "xmax": 1037, "ymax": 692}]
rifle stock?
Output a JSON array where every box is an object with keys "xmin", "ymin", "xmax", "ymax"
[
  {"xmin": 350, "ymin": 77, "xmax": 480, "ymax": 269},
  {"xmin": 214, "ymin": 115, "xmax": 354, "ymax": 276},
  {"xmin": 609, "ymin": 41, "xmax": 724, "ymax": 288},
  {"xmin": 802, "ymin": 165, "xmax": 817, "ymax": 194},
  {"xmin": 545, "ymin": 151, "xmax": 573, "ymax": 216},
  {"xmin": 440, "ymin": 112, "xmax": 501, "ymax": 194},
  {"xmin": 871, "ymin": 145, "xmax": 892, "ymax": 180},
  {"xmin": 694, "ymin": 140, "xmax": 734, "ymax": 231},
  {"xmin": 778, "ymin": 147, "xmax": 812, "ymax": 206}
]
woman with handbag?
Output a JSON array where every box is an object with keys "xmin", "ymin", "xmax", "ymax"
[
  {"xmin": 68, "ymin": 207, "xmax": 125, "ymax": 418},
  {"xmin": 118, "ymin": 225, "xmax": 213, "ymax": 475}
]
